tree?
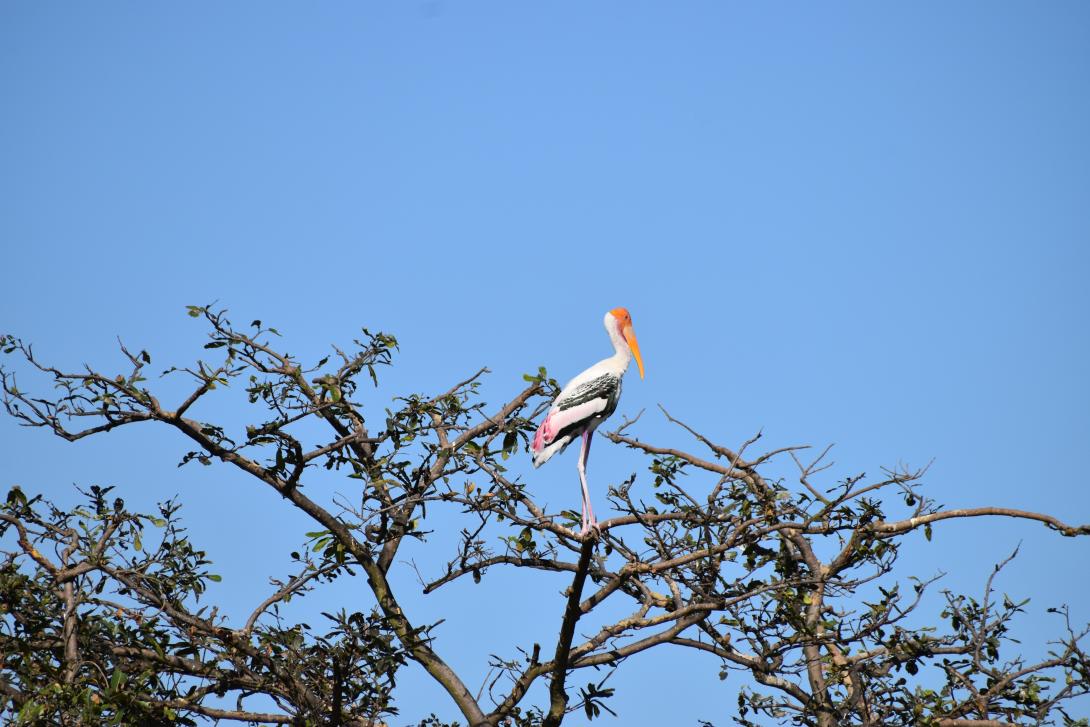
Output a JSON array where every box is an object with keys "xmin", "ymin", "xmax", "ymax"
[{"xmin": 1, "ymin": 307, "xmax": 1087, "ymax": 726}]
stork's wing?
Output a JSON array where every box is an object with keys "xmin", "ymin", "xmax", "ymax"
[{"xmin": 531, "ymin": 373, "xmax": 621, "ymax": 467}]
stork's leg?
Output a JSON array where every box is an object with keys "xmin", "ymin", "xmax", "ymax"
[
  {"xmin": 584, "ymin": 429, "xmax": 596, "ymax": 526},
  {"xmin": 576, "ymin": 429, "xmax": 597, "ymax": 536},
  {"xmin": 576, "ymin": 432, "xmax": 588, "ymax": 533}
]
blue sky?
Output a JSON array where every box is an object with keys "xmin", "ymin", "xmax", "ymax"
[{"xmin": 2, "ymin": 2, "xmax": 1089, "ymax": 724}]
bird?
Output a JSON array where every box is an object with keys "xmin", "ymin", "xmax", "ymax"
[{"xmin": 531, "ymin": 307, "xmax": 645, "ymax": 536}]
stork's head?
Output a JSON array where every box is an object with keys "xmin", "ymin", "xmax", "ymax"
[{"xmin": 609, "ymin": 307, "xmax": 645, "ymax": 379}]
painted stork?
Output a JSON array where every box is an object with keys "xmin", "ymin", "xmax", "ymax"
[{"xmin": 531, "ymin": 308, "xmax": 645, "ymax": 536}]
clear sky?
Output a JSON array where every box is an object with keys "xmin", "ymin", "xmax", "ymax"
[{"xmin": 2, "ymin": 2, "xmax": 1089, "ymax": 724}]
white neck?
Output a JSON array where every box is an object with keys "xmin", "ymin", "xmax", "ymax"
[{"xmin": 603, "ymin": 312, "xmax": 631, "ymax": 369}]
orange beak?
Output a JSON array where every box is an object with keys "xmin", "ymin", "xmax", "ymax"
[{"xmin": 623, "ymin": 324, "xmax": 645, "ymax": 379}]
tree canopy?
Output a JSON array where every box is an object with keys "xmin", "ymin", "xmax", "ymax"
[{"xmin": 1, "ymin": 308, "xmax": 1088, "ymax": 726}]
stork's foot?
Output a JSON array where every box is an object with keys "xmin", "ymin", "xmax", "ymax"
[{"xmin": 579, "ymin": 517, "xmax": 601, "ymax": 541}]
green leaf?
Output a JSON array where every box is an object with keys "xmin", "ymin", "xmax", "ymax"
[
  {"xmin": 109, "ymin": 668, "xmax": 124, "ymax": 691},
  {"xmin": 17, "ymin": 699, "xmax": 43, "ymax": 722},
  {"xmin": 206, "ymin": 574, "xmax": 222, "ymax": 582}
]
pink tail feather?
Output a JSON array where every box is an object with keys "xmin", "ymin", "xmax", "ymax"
[{"xmin": 532, "ymin": 411, "xmax": 554, "ymax": 454}]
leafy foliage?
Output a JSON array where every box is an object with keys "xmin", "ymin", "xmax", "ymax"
[{"xmin": 1, "ymin": 310, "xmax": 1087, "ymax": 726}]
